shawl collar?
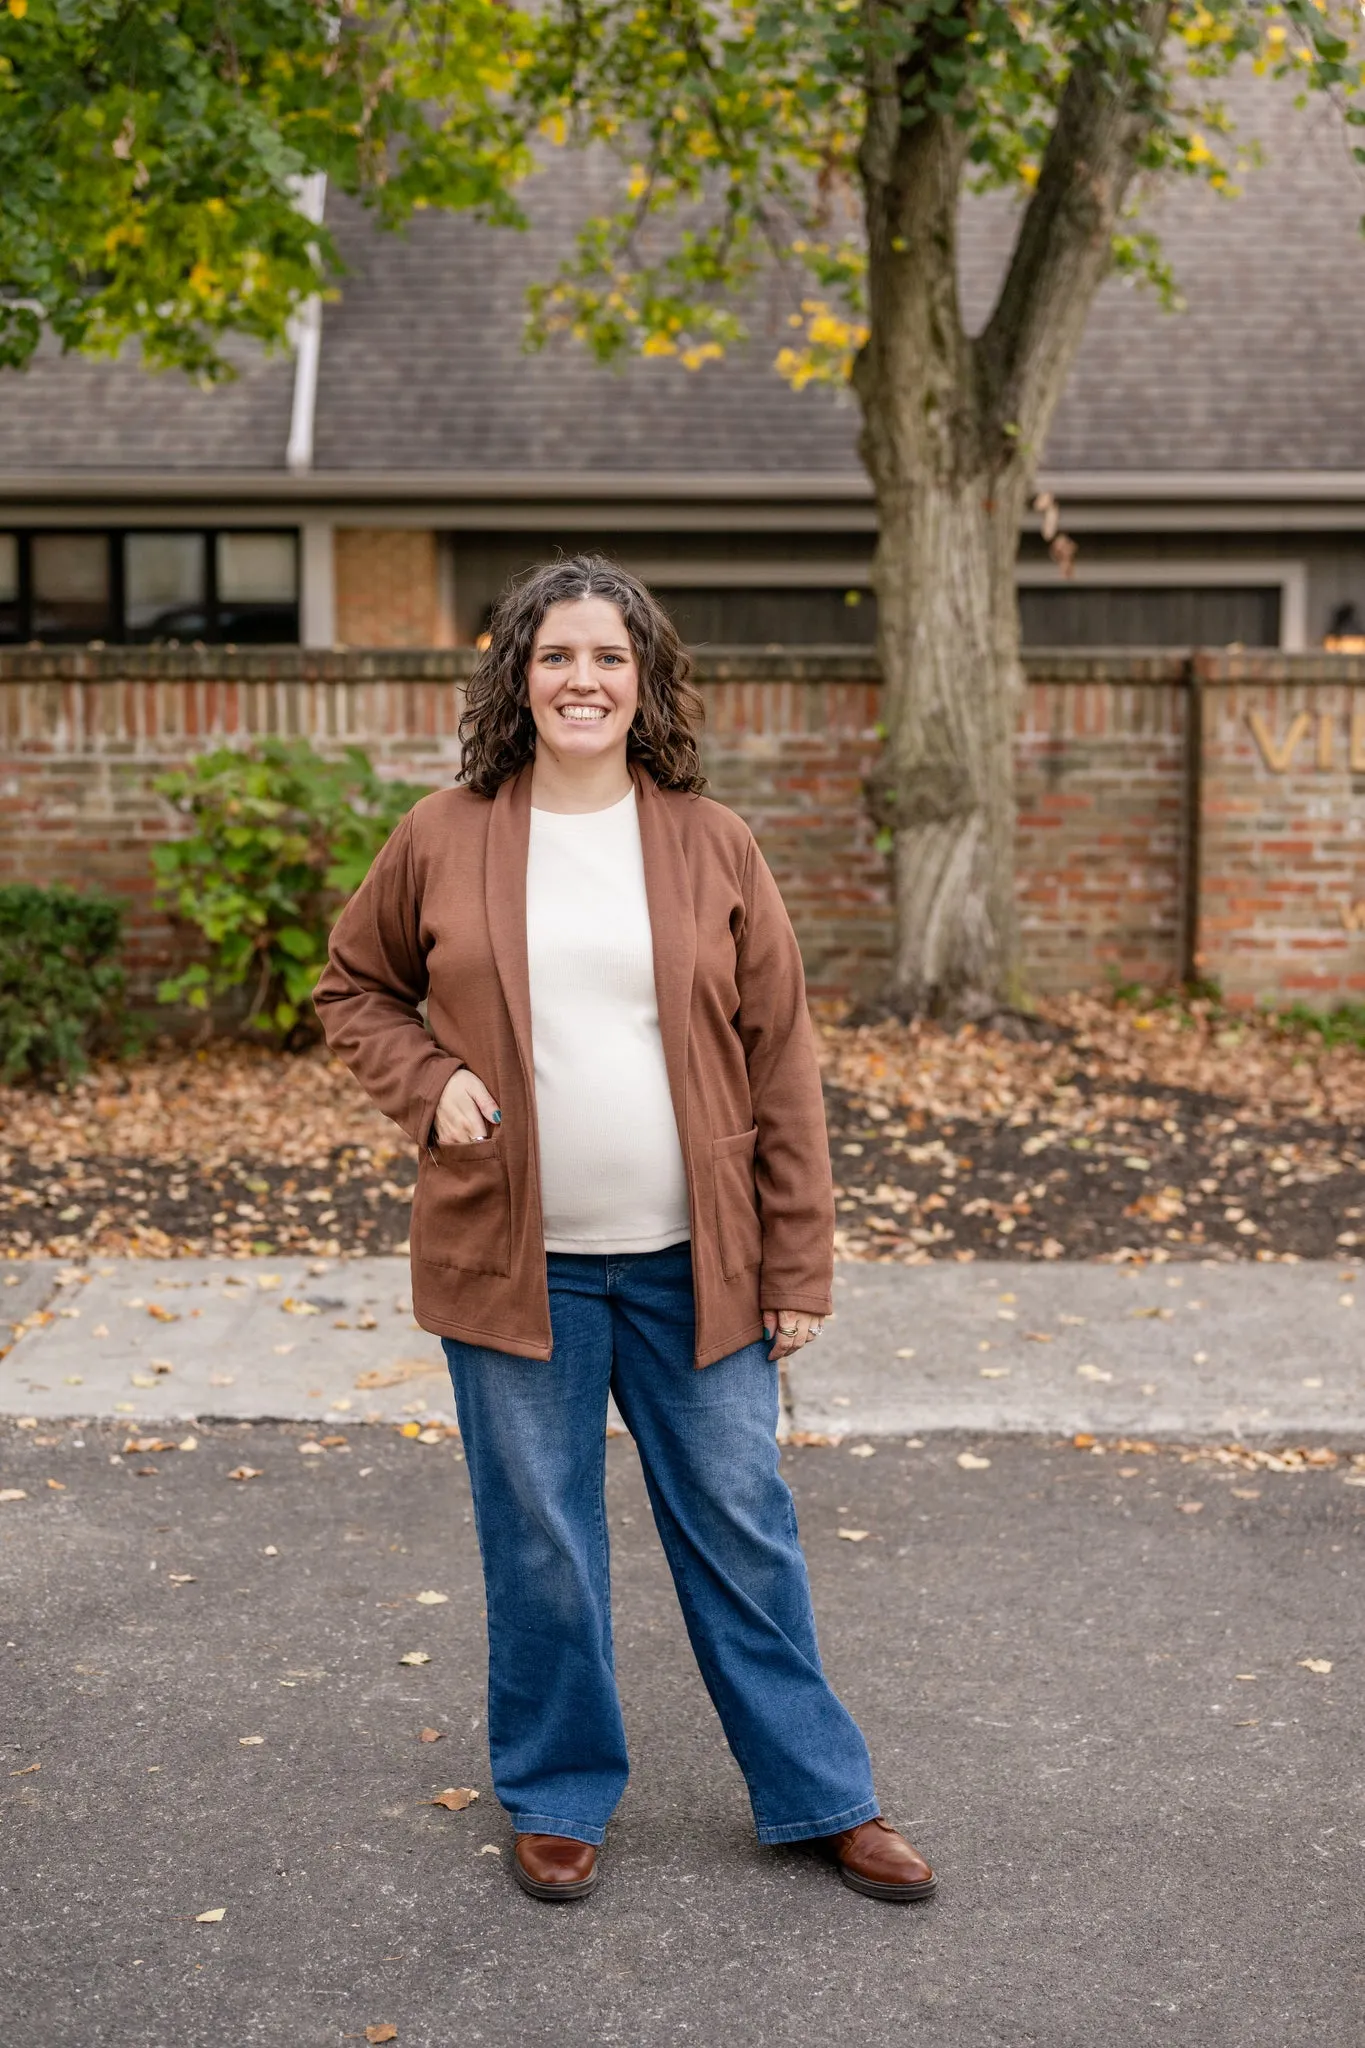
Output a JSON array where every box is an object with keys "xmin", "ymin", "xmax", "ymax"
[{"xmin": 482, "ymin": 760, "xmax": 697, "ymax": 1126}]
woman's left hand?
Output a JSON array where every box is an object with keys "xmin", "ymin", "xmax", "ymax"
[{"xmin": 762, "ymin": 1309, "xmax": 824, "ymax": 1363}]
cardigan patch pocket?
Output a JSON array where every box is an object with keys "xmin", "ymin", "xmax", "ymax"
[
  {"xmin": 712, "ymin": 1125, "xmax": 762, "ymax": 1281},
  {"xmin": 416, "ymin": 1139, "xmax": 512, "ymax": 1278}
]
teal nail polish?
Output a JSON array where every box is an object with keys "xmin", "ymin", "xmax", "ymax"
[{"xmin": 491, "ymin": 1110, "xmax": 501, "ymax": 1124}]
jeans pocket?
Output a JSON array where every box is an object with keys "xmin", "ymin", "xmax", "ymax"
[
  {"xmin": 712, "ymin": 1126, "xmax": 762, "ymax": 1280},
  {"xmin": 414, "ymin": 1140, "xmax": 512, "ymax": 1276}
]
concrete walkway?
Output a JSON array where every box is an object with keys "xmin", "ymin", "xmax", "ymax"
[{"xmin": 4, "ymin": 1256, "xmax": 1363, "ymax": 1437}]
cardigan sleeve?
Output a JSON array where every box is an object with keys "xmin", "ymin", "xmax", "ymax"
[
  {"xmin": 733, "ymin": 833, "xmax": 835, "ymax": 1316},
  {"xmin": 313, "ymin": 811, "xmax": 466, "ymax": 1147}
]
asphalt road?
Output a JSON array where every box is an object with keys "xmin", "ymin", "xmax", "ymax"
[{"xmin": 3, "ymin": 1423, "xmax": 1362, "ymax": 2048}]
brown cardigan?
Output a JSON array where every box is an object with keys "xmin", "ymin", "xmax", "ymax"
[{"xmin": 314, "ymin": 760, "xmax": 834, "ymax": 1366}]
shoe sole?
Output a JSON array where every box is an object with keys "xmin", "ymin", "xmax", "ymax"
[
  {"xmin": 513, "ymin": 1862, "xmax": 600, "ymax": 1902},
  {"xmin": 838, "ymin": 1865, "xmax": 938, "ymax": 1903}
]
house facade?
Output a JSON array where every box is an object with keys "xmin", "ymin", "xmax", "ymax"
[{"xmin": 3, "ymin": 75, "xmax": 1365, "ymax": 660}]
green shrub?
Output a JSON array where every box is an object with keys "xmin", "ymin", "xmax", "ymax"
[
  {"xmin": 0, "ymin": 884, "xmax": 126, "ymax": 1082},
  {"xmin": 151, "ymin": 740, "xmax": 427, "ymax": 1037}
]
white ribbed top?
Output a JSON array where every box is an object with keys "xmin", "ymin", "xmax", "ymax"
[{"xmin": 525, "ymin": 788, "xmax": 691, "ymax": 1254}]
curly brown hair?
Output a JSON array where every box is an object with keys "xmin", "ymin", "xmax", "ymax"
[{"xmin": 457, "ymin": 555, "xmax": 707, "ymax": 799}]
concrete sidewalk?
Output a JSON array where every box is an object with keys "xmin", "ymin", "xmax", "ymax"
[{"xmin": 3, "ymin": 1255, "xmax": 1363, "ymax": 1438}]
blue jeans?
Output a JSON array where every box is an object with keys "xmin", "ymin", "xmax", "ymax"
[{"xmin": 442, "ymin": 1241, "xmax": 879, "ymax": 1849}]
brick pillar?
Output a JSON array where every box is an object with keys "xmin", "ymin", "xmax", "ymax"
[{"xmin": 335, "ymin": 529, "xmax": 446, "ymax": 648}]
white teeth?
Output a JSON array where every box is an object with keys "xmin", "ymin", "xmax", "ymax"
[{"xmin": 559, "ymin": 705, "xmax": 608, "ymax": 721}]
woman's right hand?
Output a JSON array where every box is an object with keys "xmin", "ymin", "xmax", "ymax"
[{"xmin": 433, "ymin": 1068, "xmax": 501, "ymax": 1145}]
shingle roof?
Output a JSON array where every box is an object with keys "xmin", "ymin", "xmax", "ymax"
[
  {"xmin": 0, "ymin": 333, "xmax": 294, "ymax": 474},
  {"xmin": 2, "ymin": 67, "xmax": 1362, "ymax": 483}
]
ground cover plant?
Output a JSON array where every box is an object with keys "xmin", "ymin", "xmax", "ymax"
[
  {"xmin": 0, "ymin": 885, "xmax": 126, "ymax": 1083},
  {"xmin": 1, "ymin": 994, "xmax": 1362, "ymax": 1267}
]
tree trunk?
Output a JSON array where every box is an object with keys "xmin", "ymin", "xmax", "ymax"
[
  {"xmin": 851, "ymin": 3, "xmax": 1171, "ymax": 1021},
  {"xmin": 860, "ymin": 462, "xmax": 1029, "ymax": 1020}
]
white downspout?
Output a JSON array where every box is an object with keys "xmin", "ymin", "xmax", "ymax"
[{"xmin": 286, "ymin": 170, "xmax": 328, "ymax": 476}]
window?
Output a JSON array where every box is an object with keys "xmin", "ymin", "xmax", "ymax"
[
  {"xmin": 31, "ymin": 534, "xmax": 113, "ymax": 641},
  {"xmin": 0, "ymin": 530, "xmax": 299, "ymax": 645},
  {"xmin": 0, "ymin": 532, "xmax": 18, "ymax": 644},
  {"xmin": 1019, "ymin": 584, "xmax": 1282, "ymax": 649}
]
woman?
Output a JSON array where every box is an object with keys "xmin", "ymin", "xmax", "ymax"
[{"xmin": 315, "ymin": 556, "xmax": 935, "ymax": 1906}]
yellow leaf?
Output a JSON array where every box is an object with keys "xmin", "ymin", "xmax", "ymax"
[
  {"xmin": 195, "ymin": 1908, "xmax": 226, "ymax": 1923},
  {"xmin": 1298, "ymin": 1658, "xmax": 1332, "ymax": 1675},
  {"xmin": 399, "ymin": 1650, "xmax": 431, "ymax": 1666},
  {"xmin": 415, "ymin": 1590, "xmax": 448, "ymax": 1605},
  {"xmin": 8, "ymin": 1, "xmax": 29, "ymax": 19},
  {"xmin": 837, "ymin": 1527, "xmax": 870, "ymax": 1542},
  {"xmin": 957, "ymin": 1451, "xmax": 991, "ymax": 1470}
]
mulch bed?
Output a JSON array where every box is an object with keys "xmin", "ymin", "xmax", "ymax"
[{"xmin": 2, "ymin": 996, "xmax": 1362, "ymax": 1266}]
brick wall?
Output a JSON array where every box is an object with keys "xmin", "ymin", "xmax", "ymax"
[
  {"xmin": 1197, "ymin": 651, "xmax": 1365, "ymax": 1005},
  {"xmin": 2, "ymin": 646, "xmax": 1363, "ymax": 1010},
  {"xmin": 334, "ymin": 529, "xmax": 448, "ymax": 649}
]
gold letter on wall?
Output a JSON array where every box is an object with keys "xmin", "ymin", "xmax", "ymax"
[{"xmin": 1248, "ymin": 710, "xmax": 1312, "ymax": 772}]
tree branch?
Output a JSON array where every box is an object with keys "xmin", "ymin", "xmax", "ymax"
[{"xmin": 976, "ymin": 1, "xmax": 1173, "ymax": 457}]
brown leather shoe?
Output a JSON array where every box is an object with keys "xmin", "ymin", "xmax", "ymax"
[
  {"xmin": 513, "ymin": 1833, "xmax": 599, "ymax": 1902},
  {"xmin": 823, "ymin": 1817, "xmax": 937, "ymax": 1902}
]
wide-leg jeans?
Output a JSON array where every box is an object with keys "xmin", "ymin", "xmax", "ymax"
[{"xmin": 442, "ymin": 1240, "xmax": 880, "ymax": 1849}]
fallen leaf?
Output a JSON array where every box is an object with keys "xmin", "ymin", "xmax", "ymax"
[
  {"xmin": 281, "ymin": 1297, "xmax": 320, "ymax": 1317},
  {"xmin": 45, "ymin": 1478, "xmax": 66, "ymax": 1491},
  {"xmin": 477, "ymin": 1844, "xmax": 501, "ymax": 1857},
  {"xmin": 957, "ymin": 1451, "xmax": 991, "ymax": 1470},
  {"xmin": 399, "ymin": 1422, "xmax": 422, "ymax": 1439},
  {"xmin": 1298, "ymin": 1658, "xmax": 1332, "ymax": 1675},
  {"xmin": 430, "ymin": 1786, "xmax": 479, "ymax": 1811},
  {"xmin": 256, "ymin": 1274, "xmax": 282, "ymax": 1290},
  {"xmin": 1231, "ymin": 1487, "xmax": 1260, "ymax": 1500},
  {"xmin": 239, "ymin": 1735, "xmax": 264, "ymax": 1746},
  {"xmin": 227, "ymin": 1466, "xmax": 262, "ymax": 1483},
  {"xmin": 894, "ymin": 1347, "xmax": 915, "ymax": 1359},
  {"xmin": 9, "ymin": 1762, "xmax": 39, "ymax": 1775},
  {"xmin": 979, "ymin": 1366, "xmax": 1010, "ymax": 1379},
  {"xmin": 1023, "ymin": 1331, "xmax": 1054, "ymax": 1343},
  {"xmin": 124, "ymin": 1437, "xmax": 176, "ymax": 1454},
  {"xmin": 355, "ymin": 1358, "xmax": 441, "ymax": 1390},
  {"xmin": 1, "ymin": 1491, "xmax": 29, "ymax": 1503},
  {"xmin": 399, "ymin": 1650, "xmax": 432, "ymax": 1666},
  {"xmin": 272, "ymin": 1343, "xmax": 295, "ymax": 1356},
  {"xmin": 1178, "ymin": 1502, "xmax": 1204, "ymax": 1514},
  {"xmin": 179, "ymin": 1436, "xmax": 198, "ymax": 1453},
  {"xmin": 168, "ymin": 1573, "xmax": 196, "ymax": 1585},
  {"xmin": 365, "ymin": 2028, "xmax": 398, "ymax": 2045},
  {"xmin": 1077, "ymin": 1364, "xmax": 1113, "ymax": 1383},
  {"xmin": 129, "ymin": 1373, "xmax": 157, "ymax": 1388},
  {"xmin": 149, "ymin": 1359, "xmax": 174, "ymax": 1375},
  {"xmin": 418, "ymin": 1728, "xmax": 444, "ymax": 1743},
  {"xmin": 321, "ymin": 1435, "xmax": 350, "ymax": 1449},
  {"xmin": 416, "ymin": 1428, "xmax": 444, "ymax": 1445},
  {"xmin": 146, "ymin": 1304, "xmax": 178, "ymax": 1323},
  {"xmin": 837, "ymin": 1527, "xmax": 870, "ymax": 1542},
  {"xmin": 415, "ymin": 1590, "xmax": 449, "ymax": 1605},
  {"xmin": 1072, "ymin": 1433, "xmax": 1097, "ymax": 1450},
  {"xmin": 298, "ymin": 1442, "xmax": 325, "ymax": 1456},
  {"xmin": 195, "ymin": 1908, "xmax": 226, "ymax": 1923},
  {"xmin": 846, "ymin": 1444, "xmax": 876, "ymax": 1459}
]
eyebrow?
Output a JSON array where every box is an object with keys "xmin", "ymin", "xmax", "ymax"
[{"xmin": 534, "ymin": 640, "xmax": 632, "ymax": 653}]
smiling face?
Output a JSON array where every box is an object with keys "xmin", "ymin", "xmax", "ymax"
[{"xmin": 526, "ymin": 596, "xmax": 639, "ymax": 768}]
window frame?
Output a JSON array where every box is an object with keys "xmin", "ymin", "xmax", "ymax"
[{"xmin": 0, "ymin": 527, "xmax": 300, "ymax": 646}]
